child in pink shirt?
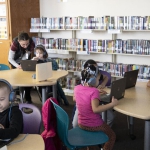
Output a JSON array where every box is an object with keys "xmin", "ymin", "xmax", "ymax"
[{"xmin": 74, "ymin": 64, "xmax": 118, "ymax": 150}]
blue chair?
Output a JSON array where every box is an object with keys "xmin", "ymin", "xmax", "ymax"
[
  {"xmin": 50, "ymin": 99, "xmax": 109, "ymax": 150},
  {"xmin": 99, "ymin": 70, "xmax": 111, "ymax": 86},
  {"xmin": 0, "ymin": 64, "xmax": 10, "ymax": 70},
  {"xmin": 19, "ymin": 103, "xmax": 42, "ymax": 134}
]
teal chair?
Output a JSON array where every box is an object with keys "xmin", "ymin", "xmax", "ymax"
[
  {"xmin": 50, "ymin": 99, "xmax": 109, "ymax": 150},
  {"xmin": 0, "ymin": 64, "xmax": 10, "ymax": 70}
]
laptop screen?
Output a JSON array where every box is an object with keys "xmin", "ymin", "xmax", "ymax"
[{"xmin": 124, "ymin": 69, "xmax": 139, "ymax": 89}]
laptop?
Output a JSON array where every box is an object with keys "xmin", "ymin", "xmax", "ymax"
[
  {"xmin": 100, "ymin": 77, "xmax": 126, "ymax": 103},
  {"xmin": 21, "ymin": 60, "xmax": 37, "ymax": 71},
  {"xmin": 36, "ymin": 62, "xmax": 52, "ymax": 82},
  {"xmin": 0, "ymin": 138, "xmax": 13, "ymax": 148},
  {"xmin": 124, "ymin": 69, "xmax": 139, "ymax": 89}
]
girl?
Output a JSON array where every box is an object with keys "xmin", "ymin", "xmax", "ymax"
[{"xmin": 74, "ymin": 64, "xmax": 118, "ymax": 150}]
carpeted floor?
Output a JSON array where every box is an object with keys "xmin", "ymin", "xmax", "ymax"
[{"xmin": 30, "ymin": 89, "xmax": 144, "ymax": 150}]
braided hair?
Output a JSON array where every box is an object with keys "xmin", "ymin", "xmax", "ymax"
[{"xmin": 81, "ymin": 64, "xmax": 97, "ymax": 85}]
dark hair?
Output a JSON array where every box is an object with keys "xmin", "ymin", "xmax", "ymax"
[
  {"xmin": 34, "ymin": 44, "xmax": 48, "ymax": 58},
  {"xmin": 81, "ymin": 64, "xmax": 96, "ymax": 82},
  {"xmin": 18, "ymin": 31, "xmax": 30, "ymax": 41},
  {"xmin": 84, "ymin": 59, "xmax": 97, "ymax": 69}
]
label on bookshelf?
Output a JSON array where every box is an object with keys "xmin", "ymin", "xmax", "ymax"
[
  {"xmin": 77, "ymin": 51, "xmax": 90, "ymax": 55},
  {"xmin": 30, "ymin": 28, "xmax": 50, "ymax": 32},
  {"xmin": 30, "ymin": 29, "xmax": 40, "ymax": 32},
  {"xmin": 108, "ymin": 29, "xmax": 122, "ymax": 34},
  {"xmin": 46, "ymin": 49, "xmax": 57, "ymax": 53},
  {"xmin": 57, "ymin": 50, "xmax": 69, "ymax": 54}
]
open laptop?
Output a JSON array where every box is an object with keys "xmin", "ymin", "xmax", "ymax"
[
  {"xmin": 21, "ymin": 60, "xmax": 37, "ymax": 71},
  {"xmin": 100, "ymin": 77, "xmax": 126, "ymax": 103},
  {"xmin": 36, "ymin": 62, "xmax": 52, "ymax": 82},
  {"xmin": 0, "ymin": 138, "xmax": 13, "ymax": 148},
  {"xmin": 124, "ymin": 69, "xmax": 139, "ymax": 89}
]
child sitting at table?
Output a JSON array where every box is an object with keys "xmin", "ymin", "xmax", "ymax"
[
  {"xmin": 74, "ymin": 64, "xmax": 118, "ymax": 150},
  {"xmin": 32, "ymin": 45, "xmax": 69, "ymax": 105},
  {"xmin": 0, "ymin": 79, "xmax": 23, "ymax": 139}
]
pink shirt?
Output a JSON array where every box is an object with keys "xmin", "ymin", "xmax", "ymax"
[{"xmin": 74, "ymin": 85, "xmax": 104, "ymax": 127}]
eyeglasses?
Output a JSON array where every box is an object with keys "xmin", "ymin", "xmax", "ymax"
[{"xmin": 19, "ymin": 41, "xmax": 30, "ymax": 48}]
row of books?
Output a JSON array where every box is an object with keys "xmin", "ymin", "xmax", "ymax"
[
  {"xmin": 33, "ymin": 37, "xmax": 150, "ymax": 55},
  {"xmin": 53, "ymin": 58, "xmax": 150, "ymax": 79},
  {"xmin": 31, "ymin": 16, "xmax": 150, "ymax": 30}
]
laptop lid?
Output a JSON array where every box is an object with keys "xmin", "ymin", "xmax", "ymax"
[
  {"xmin": 101, "ymin": 77, "xmax": 126, "ymax": 103},
  {"xmin": 36, "ymin": 62, "xmax": 52, "ymax": 82},
  {"xmin": 21, "ymin": 60, "xmax": 37, "ymax": 71},
  {"xmin": 124, "ymin": 69, "xmax": 139, "ymax": 89}
]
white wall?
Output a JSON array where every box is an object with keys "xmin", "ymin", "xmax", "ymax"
[{"xmin": 40, "ymin": 0, "xmax": 150, "ymax": 65}]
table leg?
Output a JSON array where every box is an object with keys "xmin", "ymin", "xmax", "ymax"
[
  {"xmin": 52, "ymin": 84, "xmax": 57, "ymax": 99},
  {"xmin": 42, "ymin": 87, "xmax": 46, "ymax": 105},
  {"xmin": 102, "ymin": 111, "xmax": 107, "ymax": 123},
  {"xmin": 144, "ymin": 120, "xmax": 150, "ymax": 150},
  {"xmin": 128, "ymin": 116, "xmax": 136, "ymax": 140}
]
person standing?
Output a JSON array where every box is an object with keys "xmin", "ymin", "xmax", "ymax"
[{"xmin": 8, "ymin": 31, "xmax": 35, "ymax": 103}]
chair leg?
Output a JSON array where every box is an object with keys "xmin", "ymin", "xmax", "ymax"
[{"xmin": 19, "ymin": 87, "xmax": 25, "ymax": 103}]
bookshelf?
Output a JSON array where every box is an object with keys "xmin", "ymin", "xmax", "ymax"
[{"xmin": 30, "ymin": 16, "xmax": 150, "ymax": 95}]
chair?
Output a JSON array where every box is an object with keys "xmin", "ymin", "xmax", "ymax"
[
  {"xmin": 99, "ymin": 70, "xmax": 111, "ymax": 86},
  {"xmin": 0, "ymin": 64, "xmax": 10, "ymax": 70},
  {"xmin": 19, "ymin": 103, "xmax": 42, "ymax": 134},
  {"xmin": 50, "ymin": 99, "xmax": 109, "ymax": 150}
]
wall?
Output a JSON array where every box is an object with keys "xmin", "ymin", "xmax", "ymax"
[{"xmin": 39, "ymin": 0, "xmax": 150, "ymax": 65}]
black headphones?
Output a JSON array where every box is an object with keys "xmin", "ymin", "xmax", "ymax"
[
  {"xmin": 34, "ymin": 44, "xmax": 48, "ymax": 58},
  {"xmin": 0, "ymin": 79, "xmax": 16, "ymax": 102}
]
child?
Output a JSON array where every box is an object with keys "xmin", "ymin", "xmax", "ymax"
[
  {"xmin": 32, "ymin": 45, "xmax": 69, "ymax": 105},
  {"xmin": 72, "ymin": 59, "xmax": 115, "ymax": 127},
  {"xmin": 74, "ymin": 64, "xmax": 118, "ymax": 150},
  {"xmin": 0, "ymin": 79, "xmax": 23, "ymax": 139}
]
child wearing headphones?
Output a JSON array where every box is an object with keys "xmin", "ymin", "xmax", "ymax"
[
  {"xmin": 73, "ymin": 64, "xmax": 118, "ymax": 150},
  {"xmin": 0, "ymin": 79, "xmax": 23, "ymax": 139},
  {"xmin": 32, "ymin": 45, "xmax": 69, "ymax": 105}
]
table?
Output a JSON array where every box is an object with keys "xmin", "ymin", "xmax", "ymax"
[
  {"xmin": 113, "ymin": 82, "xmax": 150, "ymax": 150},
  {"xmin": 7, "ymin": 134, "xmax": 44, "ymax": 150},
  {"xmin": 0, "ymin": 69, "xmax": 68, "ymax": 104}
]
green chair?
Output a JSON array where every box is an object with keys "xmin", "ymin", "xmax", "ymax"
[{"xmin": 50, "ymin": 99, "xmax": 109, "ymax": 150}]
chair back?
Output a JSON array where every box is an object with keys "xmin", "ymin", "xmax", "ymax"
[
  {"xmin": 0, "ymin": 64, "xmax": 10, "ymax": 70},
  {"xmin": 99, "ymin": 70, "xmax": 111, "ymax": 86},
  {"xmin": 19, "ymin": 103, "xmax": 42, "ymax": 134},
  {"xmin": 50, "ymin": 100, "xmax": 74, "ymax": 149}
]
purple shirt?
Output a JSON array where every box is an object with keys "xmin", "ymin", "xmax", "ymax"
[{"xmin": 74, "ymin": 85, "xmax": 104, "ymax": 127}]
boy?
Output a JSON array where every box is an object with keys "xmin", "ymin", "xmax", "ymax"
[
  {"xmin": 0, "ymin": 80, "xmax": 23, "ymax": 139},
  {"xmin": 32, "ymin": 45, "xmax": 69, "ymax": 105}
]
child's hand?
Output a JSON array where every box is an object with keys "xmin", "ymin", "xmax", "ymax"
[
  {"xmin": 111, "ymin": 96, "xmax": 118, "ymax": 106},
  {"xmin": 0, "ymin": 124, "xmax": 4, "ymax": 129},
  {"xmin": 97, "ymin": 84, "xmax": 105, "ymax": 89},
  {"xmin": 32, "ymin": 57, "xmax": 39, "ymax": 61},
  {"xmin": 99, "ymin": 89, "xmax": 107, "ymax": 95}
]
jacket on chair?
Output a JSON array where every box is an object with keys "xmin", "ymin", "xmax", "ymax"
[{"xmin": 41, "ymin": 97, "xmax": 62, "ymax": 150}]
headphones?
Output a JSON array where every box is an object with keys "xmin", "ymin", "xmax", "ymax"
[
  {"xmin": 0, "ymin": 79, "xmax": 16, "ymax": 102},
  {"xmin": 87, "ymin": 65, "xmax": 99, "ymax": 86},
  {"xmin": 34, "ymin": 44, "xmax": 48, "ymax": 58}
]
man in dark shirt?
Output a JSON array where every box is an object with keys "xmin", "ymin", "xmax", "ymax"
[{"xmin": 0, "ymin": 80, "xmax": 23, "ymax": 139}]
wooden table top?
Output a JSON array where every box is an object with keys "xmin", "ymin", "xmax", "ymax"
[
  {"xmin": 113, "ymin": 82, "xmax": 150, "ymax": 120},
  {"xmin": 7, "ymin": 134, "xmax": 44, "ymax": 150},
  {"xmin": 0, "ymin": 69, "xmax": 68, "ymax": 87}
]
